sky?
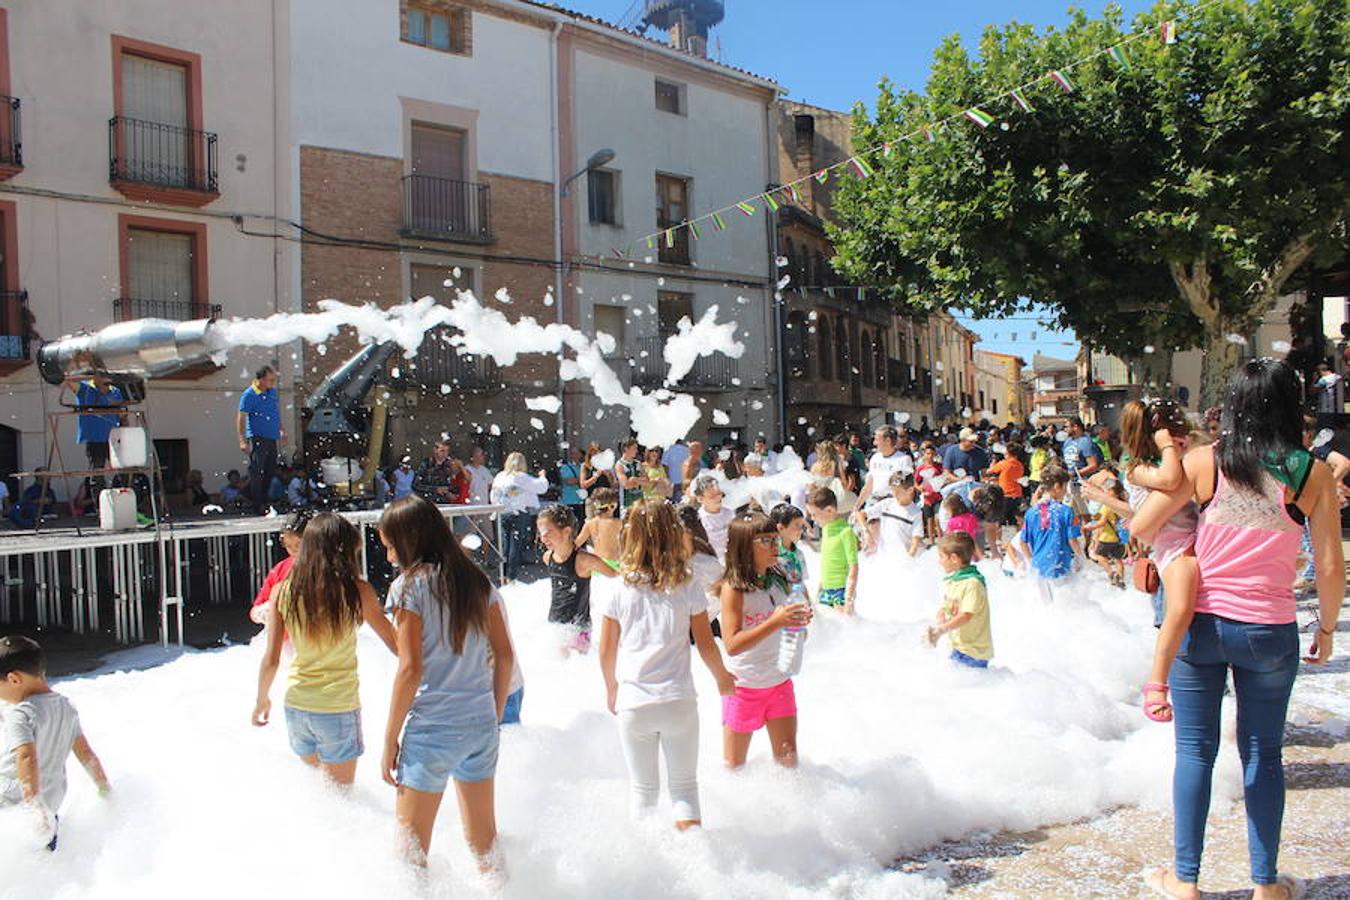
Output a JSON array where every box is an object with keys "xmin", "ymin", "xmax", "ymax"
[{"xmin": 558, "ymin": 0, "xmax": 1157, "ymax": 359}]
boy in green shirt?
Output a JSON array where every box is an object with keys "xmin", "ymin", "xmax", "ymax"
[
  {"xmin": 926, "ymin": 532, "xmax": 993, "ymax": 668},
  {"xmin": 806, "ymin": 485, "xmax": 858, "ymax": 615}
]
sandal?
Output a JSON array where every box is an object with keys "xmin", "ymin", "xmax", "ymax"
[
  {"xmin": 1143, "ymin": 682, "xmax": 1173, "ymax": 722},
  {"xmin": 1274, "ymin": 874, "xmax": 1307, "ymax": 900}
]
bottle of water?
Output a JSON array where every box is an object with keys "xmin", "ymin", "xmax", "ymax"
[{"xmin": 777, "ymin": 582, "xmax": 809, "ymax": 676}]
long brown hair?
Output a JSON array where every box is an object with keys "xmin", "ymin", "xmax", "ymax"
[
  {"xmin": 1121, "ymin": 398, "xmax": 1188, "ymax": 470},
  {"xmin": 620, "ymin": 500, "xmax": 690, "ymax": 592},
  {"xmin": 282, "ymin": 513, "xmax": 363, "ymax": 646},
  {"xmin": 378, "ymin": 496, "xmax": 490, "ymax": 654},
  {"xmin": 675, "ymin": 503, "xmax": 717, "ymax": 558},
  {"xmin": 716, "ymin": 510, "xmax": 775, "ymax": 593}
]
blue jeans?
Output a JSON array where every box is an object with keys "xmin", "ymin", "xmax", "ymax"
[
  {"xmin": 501, "ymin": 511, "xmax": 533, "ymax": 581},
  {"xmin": 1170, "ymin": 614, "xmax": 1299, "ymax": 885},
  {"xmin": 949, "ymin": 649, "xmax": 989, "ymax": 669}
]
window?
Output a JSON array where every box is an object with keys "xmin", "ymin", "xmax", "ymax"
[
  {"xmin": 404, "ymin": 4, "xmax": 470, "ymax": 55},
  {"xmin": 0, "ymin": 10, "xmax": 20, "ymax": 176},
  {"xmin": 786, "ymin": 311, "xmax": 810, "ymax": 378},
  {"xmin": 657, "ymin": 292, "xmax": 693, "ymax": 337},
  {"xmin": 0, "ymin": 200, "xmax": 23, "ymax": 364},
  {"xmin": 794, "ymin": 113, "xmax": 815, "ymax": 156},
  {"xmin": 588, "ymin": 169, "xmax": 619, "ymax": 225},
  {"xmin": 978, "ymin": 389, "xmax": 985, "ymax": 410},
  {"xmin": 992, "ymin": 398, "xmax": 999, "ymax": 416},
  {"xmin": 406, "ymin": 123, "xmax": 482, "ymax": 238},
  {"xmin": 655, "ymin": 174, "xmax": 690, "ymax": 266},
  {"xmin": 410, "ymin": 262, "xmax": 472, "ymax": 302},
  {"xmin": 655, "ymin": 79, "xmax": 683, "ymax": 115},
  {"xmin": 405, "ymin": 263, "xmax": 495, "ymax": 391},
  {"xmin": 117, "ymin": 215, "xmax": 209, "ymax": 321},
  {"xmin": 594, "ymin": 305, "xmax": 626, "ymax": 358},
  {"xmin": 817, "ymin": 316, "xmax": 833, "ymax": 382},
  {"xmin": 154, "ymin": 439, "xmax": 189, "ymax": 494}
]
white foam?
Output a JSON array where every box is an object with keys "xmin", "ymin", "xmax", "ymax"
[{"xmin": 661, "ymin": 306, "xmax": 745, "ymax": 387}]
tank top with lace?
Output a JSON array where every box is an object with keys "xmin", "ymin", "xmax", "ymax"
[{"xmin": 1194, "ymin": 467, "xmax": 1301, "ymax": 625}]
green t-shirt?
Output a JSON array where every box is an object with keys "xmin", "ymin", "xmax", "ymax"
[{"xmin": 819, "ymin": 518, "xmax": 859, "ymax": 590}]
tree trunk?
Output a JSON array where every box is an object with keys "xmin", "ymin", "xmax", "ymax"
[{"xmin": 1199, "ymin": 321, "xmax": 1243, "ymax": 411}]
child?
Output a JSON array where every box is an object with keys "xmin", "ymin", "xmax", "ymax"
[
  {"xmin": 596, "ymin": 500, "xmax": 735, "ymax": 829},
  {"xmin": 864, "ymin": 472, "xmax": 924, "ymax": 557},
  {"xmin": 641, "ymin": 446, "xmax": 672, "ymax": 501},
  {"xmin": 915, "ymin": 442, "xmax": 945, "ymax": 542},
  {"xmin": 805, "ymin": 485, "xmax": 858, "ymax": 614},
  {"xmin": 941, "ymin": 494, "xmax": 983, "ymax": 546},
  {"xmin": 0, "ymin": 636, "xmax": 111, "ymax": 851},
  {"xmin": 717, "ymin": 511, "xmax": 811, "ymax": 768},
  {"xmin": 249, "ymin": 508, "xmax": 314, "ymax": 626},
  {"xmin": 692, "ymin": 475, "xmax": 735, "ymax": 562},
  {"xmin": 537, "ymin": 504, "xmax": 616, "ymax": 654},
  {"xmin": 1015, "ymin": 466, "xmax": 1083, "ymax": 598},
  {"xmin": 1083, "ymin": 478, "xmax": 1127, "ymax": 588},
  {"xmin": 1117, "ymin": 399, "xmax": 1197, "ymax": 722},
  {"xmin": 676, "ymin": 503, "xmax": 724, "ymax": 625},
  {"xmin": 393, "ymin": 458, "xmax": 416, "ymax": 499},
  {"xmin": 253, "ymin": 514, "xmax": 397, "ymax": 786},
  {"xmin": 378, "ymin": 496, "xmax": 515, "ymax": 871},
  {"xmin": 770, "ymin": 503, "xmax": 809, "ymax": 590},
  {"xmin": 925, "ymin": 533, "xmax": 993, "ymax": 668},
  {"xmin": 575, "ymin": 487, "xmax": 622, "ymax": 572}
]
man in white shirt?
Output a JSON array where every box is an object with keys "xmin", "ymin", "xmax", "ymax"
[
  {"xmin": 855, "ymin": 426, "xmax": 913, "ymax": 520},
  {"xmin": 662, "ymin": 440, "xmax": 691, "ymax": 494},
  {"xmin": 753, "ymin": 436, "xmax": 778, "ymax": 475},
  {"xmin": 465, "ymin": 445, "xmax": 494, "ymax": 505}
]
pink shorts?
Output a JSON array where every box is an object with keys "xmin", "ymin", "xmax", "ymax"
[{"xmin": 721, "ymin": 679, "xmax": 796, "ymax": 733}]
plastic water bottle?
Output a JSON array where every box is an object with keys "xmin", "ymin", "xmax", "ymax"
[{"xmin": 777, "ymin": 582, "xmax": 809, "ymax": 676}]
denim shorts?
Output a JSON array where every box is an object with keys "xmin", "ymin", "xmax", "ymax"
[
  {"xmin": 398, "ymin": 720, "xmax": 499, "ymax": 792},
  {"xmin": 284, "ymin": 707, "xmax": 364, "ymax": 764},
  {"xmin": 950, "ymin": 649, "xmax": 990, "ymax": 669}
]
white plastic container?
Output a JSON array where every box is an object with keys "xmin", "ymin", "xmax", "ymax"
[
  {"xmin": 99, "ymin": 488, "xmax": 138, "ymax": 531},
  {"xmin": 320, "ymin": 457, "xmax": 363, "ymax": 486},
  {"xmin": 109, "ymin": 426, "xmax": 147, "ymax": 469}
]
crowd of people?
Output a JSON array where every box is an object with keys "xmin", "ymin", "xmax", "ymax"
[{"xmin": 1, "ymin": 358, "xmax": 1345, "ymax": 900}]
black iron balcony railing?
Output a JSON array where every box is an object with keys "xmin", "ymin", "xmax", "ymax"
[
  {"xmin": 114, "ymin": 297, "xmax": 222, "ymax": 322},
  {"xmin": 402, "ymin": 327, "xmax": 502, "ymax": 392},
  {"xmin": 0, "ymin": 96, "xmax": 22, "ymax": 168},
  {"xmin": 401, "ymin": 174, "xmax": 492, "ymax": 242},
  {"xmin": 631, "ymin": 335, "xmax": 737, "ymax": 389},
  {"xmin": 0, "ymin": 290, "xmax": 30, "ymax": 361},
  {"xmin": 109, "ymin": 116, "xmax": 218, "ymax": 193}
]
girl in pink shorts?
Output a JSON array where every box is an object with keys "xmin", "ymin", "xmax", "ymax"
[{"xmin": 716, "ymin": 510, "xmax": 812, "ymax": 768}]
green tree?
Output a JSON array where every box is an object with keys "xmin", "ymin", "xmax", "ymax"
[{"xmin": 832, "ymin": 0, "xmax": 1347, "ymax": 406}]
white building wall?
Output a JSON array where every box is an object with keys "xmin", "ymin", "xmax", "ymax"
[{"xmin": 0, "ymin": 0, "xmax": 285, "ymax": 495}]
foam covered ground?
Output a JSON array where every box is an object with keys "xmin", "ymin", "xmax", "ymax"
[{"xmin": 5, "ymin": 550, "xmax": 1333, "ymax": 900}]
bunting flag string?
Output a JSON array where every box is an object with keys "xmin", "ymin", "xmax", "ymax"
[{"xmin": 601, "ymin": 0, "xmax": 1213, "ymax": 268}]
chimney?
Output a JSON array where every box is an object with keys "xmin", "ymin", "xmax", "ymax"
[{"xmin": 641, "ymin": 1, "xmax": 723, "ymax": 60}]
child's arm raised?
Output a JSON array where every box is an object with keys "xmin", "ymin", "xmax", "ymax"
[
  {"xmin": 691, "ymin": 611, "xmax": 736, "ymax": 696},
  {"xmin": 252, "ymin": 587, "xmax": 286, "ymax": 726},
  {"xmin": 359, "ymin": 582, "xmax": 398, "ymax": 654},
  {"xmin": 597, "ymin": 615, "xmax": 621, "ymax": 714},
  {"xmin": 71, "ymin": 735, "xmax": 110, "ymax": 795},
  {"xmin": 720, "ymin": 584, "xmax": 809, "ymax": 656},
  {"xmin": 1127, "ymin": 431, "xmax": 1184, "ymax": 492},
  {"xmin": 383, "ymin": 606, "xmax": 424, "ymax": 787},
  {"xmin": 485, "ymin": 602, "xmax": 515, "ymax": 722}
]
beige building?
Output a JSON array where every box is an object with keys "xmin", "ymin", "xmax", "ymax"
[{"xmin": 974, "ymin": 350, "xmax": 1026, "ymax": 426}]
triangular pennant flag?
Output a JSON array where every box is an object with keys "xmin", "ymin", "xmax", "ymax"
[
  {"xmin": 922, "ymin": 125, "xmax": 937, "ymax": 143},
  {"xmin": 785, "ymin": 183, "xmax": 801, "ymax": 203},
  {"xmin": 645, "ymin": 235, "xmax": 656, "ymax": 250},
  {"xmin": 963, "ymin": 107, "xmax": 995, "ymax": 128},
  {"xmin": 762, "ymin": 192, "xmax": 780, "ymax": 212},
  {"xmin": 848, "ymin": 157, "xmax": 873, "ymax": 178},
  {"xmin": 1109, "ymin": 45, "xmax": 1132, "ymax": 71},
  {"xmin": 664, "ymin": 229, "xmax": 675, "ymax": 248},
  {"xmin": 882, "ymin": 143, "xmax": 894, "ymax": 157},
  {"xmin": 1010, "ymin": 89, "xmax": 1035, "ymax": 112},
  {"xmin": 1049, "ymin": 70, "xmax": 1075, "ymax": 93},
  {"xmin": 1160, "ymin": 20, "xmax": 1177, "ymax": 45},
  {"xmin": 814, "ymin": 169, "xmax": 829, "ymax": 184},
  {"xmin": 689, "ymin": 220, "xmax": 702, "ymax": 240},
  {"xmin": 611, "ymin": 246, "xmax": 629, "ymax": 259},
  {"xmin": 711, "ymin": 211, "xmax": 728, "ymax": 231},
  {"xmin": 736, "ymin": 201, "xmax": 756, "ymax": 216}
]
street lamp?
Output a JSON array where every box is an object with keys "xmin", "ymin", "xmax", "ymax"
[{"xmin": 560, "ymin": 148, "xmax": 616, "ymax": 196}]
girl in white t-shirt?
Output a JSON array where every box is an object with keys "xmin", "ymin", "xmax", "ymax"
[
  {"xmin": 717, "ymin": 511, "xmax": 811, "ymax": 769},
  {"xmin": 596, "ymin": 500, "xmax": 735, "ymax": 829}
]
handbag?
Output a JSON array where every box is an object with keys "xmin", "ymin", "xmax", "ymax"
[{"xmin": 1133, "ymin": 556, "xmax": 1161, "ymax": 594}]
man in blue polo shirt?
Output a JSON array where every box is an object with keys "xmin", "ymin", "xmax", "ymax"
[
  {"xmin": 65, "ymin": 375, "xmax": 125, "ymax": 499},
  {"xmin": 236, "ymin": 365, "xmax": 284, "ymax": 514}
]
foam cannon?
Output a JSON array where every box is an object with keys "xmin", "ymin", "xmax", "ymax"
[{"xmin": 38, "ymin": 318, "xmax": 221, "ymax": 390}]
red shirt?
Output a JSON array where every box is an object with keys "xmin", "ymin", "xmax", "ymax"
[
  {"xmin": 252, "ymin": 556, "xmax": 295, "ymax": 608},
  {"xmin": 916, "ymin": 461, "xmax": 944, "ymax": 505}
]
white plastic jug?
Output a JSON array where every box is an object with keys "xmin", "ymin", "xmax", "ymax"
[
  {"xmin": 99, "ymin": 488, "xmax": 138, "ymax": 530},
  {"xmin": 320, "ymin": 457, "xmax": 363, "ymax": 486},
  {"xmin": 109, "ymin": 426, "xmax": 147, "ymax": 469}
]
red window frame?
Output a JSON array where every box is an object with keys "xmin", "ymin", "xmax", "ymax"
[{"xmin": 117, "ymin": 214, "xmax": 210, "ymax": 318}]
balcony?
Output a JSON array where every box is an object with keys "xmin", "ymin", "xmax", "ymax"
[
  {"xmin": 0, "ymin": 290, "xmax": 31, "ymax": 373},
  {"xmin": 401, "ymin": 327, "xmax": 502, "ymax": 393},
  {"xmin": 0, "ymin": 95, "xmax": 21, "ymax": 179},
  {"xmin": 400, "ymin": 174, "xmax": 492, "ymax": 243},
  {"xmin": 109, "ymin": 117, "xmax": 219, "ymax": 206},
  {"xmin": 631, "ymin": 335, "xmax": 737, "ymax": 389},
  {"xmin": 114, "ymin": 297, "xmax": 222, "ymax": 322}
]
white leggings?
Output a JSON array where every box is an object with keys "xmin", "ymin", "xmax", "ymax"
[{"xmin": 617, "ymin": 698, "xmax": 701, "ymax": 822}]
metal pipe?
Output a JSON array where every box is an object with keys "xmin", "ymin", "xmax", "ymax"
[{"xmin": 38, "ymin": 317, "xmax": 222, "ymax": 385}]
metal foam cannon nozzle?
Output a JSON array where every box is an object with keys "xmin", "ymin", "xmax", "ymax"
[{"xmin": 38, "ymin": 318, "xmax": 223, "ymax": 386}]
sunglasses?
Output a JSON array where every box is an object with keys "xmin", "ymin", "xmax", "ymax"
[{"xmin": 751, "ymin": 535, "xmax": 778, "ymax": 547}]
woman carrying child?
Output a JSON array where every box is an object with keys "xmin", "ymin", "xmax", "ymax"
[
  {"xmin": 596, "ymin": 500, "xmax": 735, "ymax": 829},
  {"xmin": 252, "ymin": 513, "xmax": 398, "ymax": 786},
  {"xmin": 717, "ymin": 511, "xmax": 811, "ymax": 768},
  {"xmin": 378, "ymin": 496, "xmax": 516, "ymax": 871}
]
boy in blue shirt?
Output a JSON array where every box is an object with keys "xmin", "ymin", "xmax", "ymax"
[{"xmin": 1015, "ymin": 466, "xmax": 1082, "ymax": 599}]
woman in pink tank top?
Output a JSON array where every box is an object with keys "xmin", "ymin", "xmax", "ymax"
[{"xmin": 1131, "ymin": 360, "xmax": 1342, "ymax": 900}]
